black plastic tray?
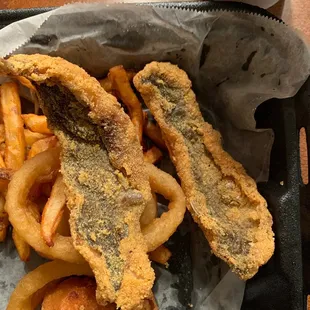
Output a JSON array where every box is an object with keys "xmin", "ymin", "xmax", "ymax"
[{"xmin": 0, "ymin": 2, "xmax": 309, "ymax": 310}]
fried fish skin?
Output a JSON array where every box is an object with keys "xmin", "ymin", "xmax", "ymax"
[
  {"xmin": 0, "ymin": 54, "xmax": 154, "ymax": 309},
  {"xmin": 134, "ymin": 61, "xmax": 274, "ymax": 280}
]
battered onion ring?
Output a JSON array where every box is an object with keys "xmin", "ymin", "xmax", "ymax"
[
  {"xmin": 5, "ymin": 147, "xmax": 83, "ymax": 263},
  {"xmin": 140, "ymin": 192, "xmax": 157, "ymax": 228},
  {"xmin": 7, "ymin": 260, "xmax": 92, "ymax": 310},
  {"xmin": 142, "ymin": 163, "xmax": 186, "ymax": 252}
]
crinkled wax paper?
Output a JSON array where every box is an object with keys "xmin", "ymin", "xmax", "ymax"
[{"xmin": 0, "ymin": 3, "xmax": 309, "ymax": 310}]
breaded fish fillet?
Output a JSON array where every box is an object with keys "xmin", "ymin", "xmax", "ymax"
[
  {"xmin": 134, "ymin": 62, "xmax": 274, "ymax": 280},
  {"xmin": 0, "ymin": 54, "xmax": 154, "ymax": 309}
]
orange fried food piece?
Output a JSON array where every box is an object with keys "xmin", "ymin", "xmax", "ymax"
[
  {"xmin": 1, "ymin": 81, "xmax": 29, "ymax": 259},
  {"xmin": 1, "ymin": 82, "xmax": 26, "ymax": 169},
  {"xmin": 109, "ymin": 65, "xmax": 144, "ymax": 143},
  {"xmin": 134, "ymin": 61, "xmax": 274, "ymax": 280},
  {"xmin": 143, "ymin": 146, "xmax": 163, "ymax": 164},
  {"xmin": 0, "ymin": 195, "xmax": 8, "ymax": 241},
  {"xmin": 27, "ymin": 135, "xmax": 58, "ymax": 159},
  {"xmin": 24, "ymin": 129, "xmax": 50, "ymax": 146},
  {"xmin": 42, "ymin": 277, "xmax": 114, "ymax": 310},
  {"xmin": 22, "ymin": 114, "xmax": 52, "ymax": 134}
]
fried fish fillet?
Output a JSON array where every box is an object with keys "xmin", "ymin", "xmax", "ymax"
[
  {"xmin": 0, "ymin": 54, "xmax": 155, "ymax": 309},
  {"xmin": 134, "ymin": 62, "xmax": 274, "ymax": 280}
]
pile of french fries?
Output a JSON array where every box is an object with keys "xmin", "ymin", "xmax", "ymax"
[{"xmin": 0, "ymin": 81, "xmax": 58, "ymax": 261}]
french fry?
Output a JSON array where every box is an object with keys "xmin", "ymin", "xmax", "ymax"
[
  {"xmin": 149, "ymin": 245, "xmax": 172, "ymax": 265},
  {"xmin": 12, "ymin": 229, "xmax": 31, "ymax": 262},
  {"xmin": 28, "ymin": 136, "xmax": 58, "ymax": 159},
  {"xmin": 144, "ymin": 117, "xmax": 166, "ymax": 150},
  {"xmin": 0, "ymin": 154, "xmax": 5, "ymax": 168},
  {"xmin": 109, "ymin": 66, "xmax": 144, "ymax": 143},
  {"xmin": 140, "ymin": 193, "xmax": 157, "ymax": 228},
  {"xmin": 0, "ymin": 124, "xmax": 5, "ymax": 143},
  {"xmin": 99, "ymin": 77, "xmax": 113, "ymax": 93},
  {"xmin": 144, "ymin": 146, "xmax": 163, "ymax": 164},
  {"xmin": 41, "ymin": 174, "xmax": 66, "ymax": 247},
  {"xmin": 1, "ymin": 82, "xmax": 26, "ymax": 170},
  {"xmin": 24, "ymin": 129, "xmax": 50, "ymax": 146},
  {"xmin": 0, "ymin": 195, "xmax": 8, "ymax": 242},
  {"xmin": 99, "ymin": 70, "xmax": 136, "ymax": 93},
  {"xmin": 1, "ymin": 83, "xmax": 27, "ymax": 249},
  {"xmin": 22, "ymin": 114, "xmax": 52, "ymax": 135},
  {"xmin": 0, "ymin": 142, "xmax": 4, "ymax": 158},
  {"xmin": 0, "ymin": 125, "xmax": 5, "ymax": 167}
]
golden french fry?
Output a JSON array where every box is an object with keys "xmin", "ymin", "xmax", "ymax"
[
  {"xmin": 140, "ymin": 193, "xmax": 157, "ymax": 228},
  {"xmin": 22, "ymin": 114, "xmax": 52, "ymax": 135},
  {"xmin": 0, "ymin": 153, "xmax": 5, "ymax": 168},
  {"xmin": 99, "ymin": 77, "xmax": 113, "ymax": 93},
  {"xmin": 28, "ymin": 136, "xmax": 58, "ymax": 159},
  {"xmin": 0, "ymin": 124, "xmax": 5, "ymax": 143},
  {"xmin": 41, "ymin": 174, "xmax": 66, "ymax": 247},
  {"xmin": 0, "ymin": 195, "xmax": 8, "ymax": 242},
  {"xmin": 12, "ymin": 229, "xmax": 31, "ymax": 262},
  {"xmin": 99, "ymin": 70, "xmax": 136, "ymax": 93},
  {"xmin": 144, "ymin": 146, "xmax": 163, "ymax": 164},
  {"xmin": 24, "ymin": 129, "xmax": 51, "ymax": 146},
  {"xmin": 0, "ymin": 142, "xmax": 5, "ymax": 158},
  {"xmin": 149, "ymin": 245, "xmax": 172, "ymax": 265},
  {"xmin": 1, "ymin": 82, "xmax": 26, "ymax": 170},
  {"xmin": 109, "ymin": 65, "xmax": 144, "ymax": 143}
]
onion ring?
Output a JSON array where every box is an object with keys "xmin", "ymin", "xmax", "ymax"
[
  {"xmin": 7, "ymin": 260, "xmax": 92, "ymax": 310},
  {"xmin": 142, "ymin": 163, "xmax": 186, "ymax": 252},
  {"xmin": 5, "ymin": 147, "xmax": 83, "ymax": 263}
]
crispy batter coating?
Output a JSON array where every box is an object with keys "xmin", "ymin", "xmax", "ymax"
[
  {"xmin": 134, "ymin": 62, "xmax": 274, "ymax": 280},
  {"xmin": 0, "ymin": 54, "xmax": 154, "ymax": 309}
]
